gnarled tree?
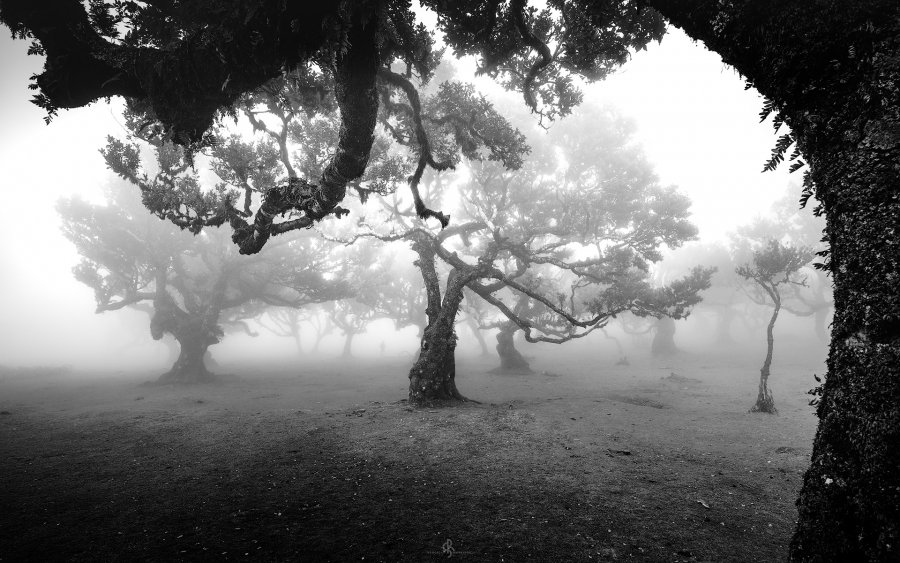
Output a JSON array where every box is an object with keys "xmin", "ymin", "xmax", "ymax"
[
  {"xmin": 59, "ymin": 185, "xmax": 348, "ymax": 383},
  {"xmin": 4, "ymin": 0, "xmax": 899, "ymax": 556},
  {"xmin": 342, "ymin": 102, "xmax": 712, "ymax": 404},
  {"xmin": 736, "ymin": 240, "xmax": 813, "ymax": 413}
]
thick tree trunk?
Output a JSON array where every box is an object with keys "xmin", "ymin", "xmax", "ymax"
[
  {"xmin": 643, "ymin": 3, "xmax": 900, "ymax": 556},
  {"xmin": 788, "ymin": 116, "xmax": 900, "ymax": 558},
  {"xmin": 650, "ymin": 317, "xmax": 678, "ymax": 357},
  {"xmin": 408, "ymin": 269, "xmax": 472, "ymax": 406},
  {"xmin": 750, "ymin": 303, "xmax": 779, "ymax": 414},
  {"xmin": 158, "ymin": 333, "xmax": 214, "ymax": 384},
  {"xmin": 493, "ymin": 327, "xmax": 532, "ymax": 373}
]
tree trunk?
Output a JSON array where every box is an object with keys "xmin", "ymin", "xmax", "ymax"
[
  {"xmin": 650, "ymin": 317, "xmax": 678, "ymax": 357},
  {"xmin": 602, "ymin": 328, "xmax": 629, "ymax": 365},
  {"xmin": 408, "ymin": 269, "xmax": 472, "ymax": 406},
  {"xmin": 750, "ymin": 302, "xmax": 779, "ymax": 414},
  {"xmin": 642, "ymin": 3, "xmax": 900, "ymax": 557},
  {"xmin": 787, "ymin": 109, "xmax": 900, "ymax": 559},
  {"xmin": 341, "ymin": 331, "xmax": 355, "ymax": 358},
  {"xmin": 291, "ymin": 323, "xmax": 303, "ymax": 356},
  {"xmin": 714, "ymin": 307, "xmax": 736, "ymax": 347},
  {"xmin": 467, "ymin": 317, "xmax": 491, "ymax": 357},
  {"xmin": 158, "ymin": 332, "xmax": 214, "ymax": 384},
  {"xmin": 493, "ymin": 327, "xmax": 532, "ymax": 373}
]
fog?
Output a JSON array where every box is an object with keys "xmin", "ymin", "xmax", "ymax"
[
  {"xmin": 0, "ymin": 27, "xmax": 818, "ymax": 376},
  {"xmin": 1, "ymin": 16, "xmax": 830, "ymax": 562}
]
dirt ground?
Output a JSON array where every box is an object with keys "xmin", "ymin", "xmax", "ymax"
[{"xmin": 0, "ymin": 347, "xmax": 822, "ymax": 562}]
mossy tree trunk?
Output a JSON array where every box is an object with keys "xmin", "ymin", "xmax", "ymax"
[
  {"xmin": 408, "ymin": 268, "xmax": 470, "ymax": 406},
  {"xmin": 643, "ymin": 2, "xmax": 900, "ymax": 557},
  {"xmin": 407, "ymin": 236, "xmax": 482, "ymax": 407},
  {"xmin": 788, "ymin": 106, "xmax": 900, "ymax": 559}
]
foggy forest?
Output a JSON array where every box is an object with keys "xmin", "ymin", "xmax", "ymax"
[{"xmin": 0, "ymin": 2, "xmax": 897, "ymax": 562}]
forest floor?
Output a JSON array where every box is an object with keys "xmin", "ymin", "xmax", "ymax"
[{"xmin": 0, "ymin": 347, "xmax": 822, "ymax": 562}]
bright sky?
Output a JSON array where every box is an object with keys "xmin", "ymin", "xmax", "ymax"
[{"xmin": 0, "ymin": 26, "xmax": 794, "ymax": 368}]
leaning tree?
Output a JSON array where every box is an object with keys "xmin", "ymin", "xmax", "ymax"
[
  {"xmin": 736, "ymin": 239, "xmax": 814, "ymax": 414},
  {"xmin": 4, "ymin": 0, "xmax": 899, "ymax": 556}
]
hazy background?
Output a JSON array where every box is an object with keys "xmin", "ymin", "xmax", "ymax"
[{"xmin": 0, "ymin": 27, "xmax": 801, "ymax": 371}]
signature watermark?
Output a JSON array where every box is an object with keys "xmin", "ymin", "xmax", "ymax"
[{"xmin": 426, "ymin": 538, "xmax": 474, "ymax": 558}]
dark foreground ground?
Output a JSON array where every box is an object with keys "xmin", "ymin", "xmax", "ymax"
[{"xmin": 0, "ymin": 348, "xmax": 821, "ymax": 562}]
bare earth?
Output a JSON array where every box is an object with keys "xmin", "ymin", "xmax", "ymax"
[{"xmin": 0, "ymin": 348, "xmax": 821, "ymax": 562}]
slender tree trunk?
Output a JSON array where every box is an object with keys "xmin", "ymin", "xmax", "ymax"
[
  {"xmin": 493, "ymin": 327, "xmax": 532, "ymax": 373},
  {"xmin": 650, "ymin": 317, "xmax": 678, "ymax": 357},
  {"xmin": 751, "ymin": 300, "xmax": 779, "ymax": 414},
  {"xmin": 312, "ymin": 330, "xmax": 324, "ymax": 353},
  {"xmin": 293, "ymin": 332, "xmax": 303, "ymax": 356},
  {"xmin": 341, "ymin": 331, "xmax": 355, "ymax": 358},
  {"xmin": 408, "ymin": 268, "xmax": 473, "ymax": 406},
  {"xmin": 467, "ymin": 317, "xmax": 491, "ymax": 357},
  {"xmin": 602, "ymin": 327, "xmax": 629, "ymax": 365}
]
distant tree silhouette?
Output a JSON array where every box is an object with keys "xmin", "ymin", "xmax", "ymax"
[{"xmin": 59, "ymin": 186, "xmax": 348, "ymax": 383}]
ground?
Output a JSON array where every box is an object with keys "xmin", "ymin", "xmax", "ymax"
[{"xmin": 0, "ymin": 346, "xmax": 821, "ymax": 562}]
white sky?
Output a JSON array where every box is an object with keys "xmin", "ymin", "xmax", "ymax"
[{"xmin": 0, "ymin": 26, "xmax": 794, "ymax": 368}]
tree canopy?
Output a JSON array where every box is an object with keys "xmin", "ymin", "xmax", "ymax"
[
  {"xmin": 5, "ymin": 0, "xmax": 900, "ymax": 558},
  {"xmin": 59, "ymin": 182, "xmax": 349, "ymax": 382}
]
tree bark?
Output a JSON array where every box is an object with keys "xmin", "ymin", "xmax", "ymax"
[
  {"xmin": 788, "ymin": 110, "xmax": 900, "ymax": 559},
  {"xmin": 650, "ymin": 316, "xmax": 678, "ymax": 357},
  {"xmin": 408, "ymin": 268, "xmax": 472, "ymax": 406},
  {"xmin": 158, "ymin": 329, "xmax": 215, "ymax": 384},
  {"xmin": 751, "ymin": 299, "xmax": 779, "ymax": 414},
  {"xmin": 493, "ymin": 326, "xmax": 532, "ymax": 373},
  {"xmin": 643, "ymin": 2, "xmax": 900, "ymax": 558}
]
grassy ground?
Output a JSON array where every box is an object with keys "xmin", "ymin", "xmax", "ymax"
[{"xmin": 0, "ymin": 348, "xmax": 821, "ymax": 562}]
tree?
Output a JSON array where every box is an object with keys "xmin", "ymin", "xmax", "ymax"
[
  {"xmin": 736, "ymin": 240, "xmax": 813, "ymax": 413},
  {"xmin": 257, "ymin": 307, "xmax": 307, "ymax": 356},
  {"xmin": 59, "ymin": 185, "xmax": 348, "ymax": 383},
  {"xmin": 732, "ymin": 184, "xmax": 834, "ymax": 343},
  {"xmin": 4, "ymin": 1, "xmax": 899, "ymax": 556},
  {"xmin": 344, "ymin": 102, "xmax": 712, "ymax": 404}
]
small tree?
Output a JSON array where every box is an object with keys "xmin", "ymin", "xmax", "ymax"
[{"xmin": 736, "ymin": 239, "xmax": 813, "ymax": 413}]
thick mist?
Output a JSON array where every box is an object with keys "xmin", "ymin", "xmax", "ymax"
[{"xmin": 1, "ymin": 17, "xmax": 830, "ymax": 563}]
